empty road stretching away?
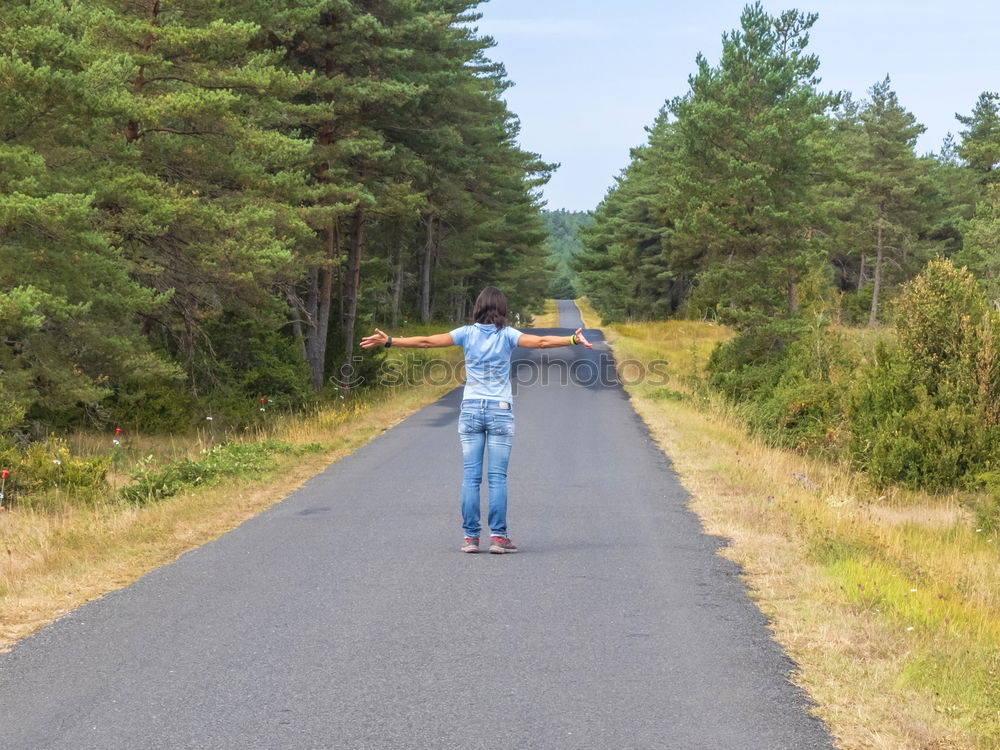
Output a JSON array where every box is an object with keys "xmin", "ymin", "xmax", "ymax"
[{"xmin": 0, "ymin": 301, "xmax": 833, "ymax": 749}]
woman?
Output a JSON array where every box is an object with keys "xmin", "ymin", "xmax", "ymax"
[{"xmin": 360, "ymin": 287, "xmax": 591, "ymax": 554}]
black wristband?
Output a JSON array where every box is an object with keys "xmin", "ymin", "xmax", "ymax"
[{"xmin": 385, "ymin": 336, "xmax": 392, "ymax": 348}]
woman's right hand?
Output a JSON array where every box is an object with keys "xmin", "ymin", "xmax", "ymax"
[{"xmin": 360, "ymin": 328, "xmax": 389, "ymax": 349}]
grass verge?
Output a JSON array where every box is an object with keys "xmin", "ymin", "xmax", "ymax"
[
  {"xmin": 576, "ymin": 297, "xmax": 1000, "ymax": 750},
  {"xmin": 529, "ymin": 298, "xmax": 561, "ymax": 328},
  {"xmin": 0, "ymin": 349, "xmax": 462, "ymax": 652}
]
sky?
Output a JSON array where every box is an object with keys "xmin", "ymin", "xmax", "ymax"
[{"xmin": 471, "ymin": 0, "xmax": 1000, "ymax": 211}]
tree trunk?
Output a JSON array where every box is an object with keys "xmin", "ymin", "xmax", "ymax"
[
  {"xmin": 857, "ymin": 252, "xmax": 867, "ymax": 290},
  {"xmin": 420, "ymin": 215, "xmax": 435, "ymax": 323},
  {"xmin": 787, "ymin": 281, "xmax": 798, "ymax": 314},
  {"xmin": 868, "ymin": 222, "xmax": 884, "ymax": 327},
  {"xmin": 312, "ymin": 223, "xmax": 336, "ymax": 388},
  {"xmin": 124, "ymin": 2, "xmax": 159, "ymax": 143},
  {"xmin": 454, "ymin": 277, "xmax": 467, "ymax": 322},
  {"xmin": 287, "ymin": 286, "xmax": 307, "ymax": 365},
  {"xmin": 390, "ymin": 242, "xmax": 404, "ymax": 330},
  {"xmin": 303, "ymin": 42, "xmax": 340, "ymax": 393},
  {"xmin": 305, "ymin": 268, "xmax": 319, "ymax": 391},
  {"xmin": 340, "ymin": 205, "xmax": 366, "ymax": 386},
  {"xmin": 305, "ymin": 266, "xmax": 319, "ymax": 366},
  {"xmin": 419, "ymin": 216, "xmax": 434, "ymax": 323},
  {"xmin": 304, "ymin": 219, "xmax": 337, "ymax": 394}
]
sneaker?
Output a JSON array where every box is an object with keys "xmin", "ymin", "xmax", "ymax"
[
  {"xmin": 461, "ymin": 537, "xmax": 480, "ymax": 553},
  {"xmin": 489, "ymin": 536, "xmax": 517, "ymax": 554}
]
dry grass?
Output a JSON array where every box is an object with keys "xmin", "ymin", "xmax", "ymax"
[
  {"xmin": 576, "ymin": 296, "xmax": 598, "ymax": 329},
  {"xmin": 0, "ymin": 378, "xmax": 460, "ymax": 651},
  {"xmin": 582, "ymin": 300, "xmax": 1000, "ymax": 749},
  {"xmin": 528, "ymin": 298, "xmax": 561, "ymax": 328}
]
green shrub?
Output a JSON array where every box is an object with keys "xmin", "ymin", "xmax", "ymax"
[
  {"xmin": 119, "ymin": 440, "xmax": 320, "ymax": 505},
  {"xmin": 3, "ymin": 437, "xmax": 109, "ymax": 505},
  {"xmin": 850, "ymin": 371, "xmax": 994, "ymax": 490},
  {"xmin": 894, "ymin": 258, "xmax": 989, "ymax": 386},
  {"xmin": 0, "ymin": 387, "xmax": 29, "ymax": 435},
  {"xmin": 708, "ymin": 317, "xmax": 850, "ymax": 454},
  {"xmin": 200, "ymin": 314, "xmax": 312, "ymax": 409},
  {"xmin": 707, "ymin": 317, "xmax": 809, "ymax": 399},
  {"xmin": 648, "ymin": 388, "xmax": 686, "ymax": 402},
  {"xmin": 749, "ymin": 375, "xmax": 844, "ymax": 454},
  {"xmin": 0, "ymin": 435, "xmax": 19, "ymax": 473},
  {"xmin": 108, "ymin": 379, "xmax": 200, "ymax": 433},
  {"xmin": 970, "ymin": 472, "xmax": 1000, "ymax": 534},
  {"xmin": 838, "ymin": 285, "xmax": 875, "ymax": 327},
  {"xmin": 847, "ymin": 259, "xmax": 1000, "ymax": 490},
  {"xmin": 702, "ymin": 257, "xmax": 998, "ymax": 497}
]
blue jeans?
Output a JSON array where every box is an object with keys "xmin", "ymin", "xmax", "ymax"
[{"xmin": 458, "ymin": 399, "xmax": 514, "ymax": 539}]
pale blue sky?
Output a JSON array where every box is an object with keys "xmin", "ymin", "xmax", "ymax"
[{"xmin": 472, "ymin": 0, "xmax": 1000, "ymax": 211}]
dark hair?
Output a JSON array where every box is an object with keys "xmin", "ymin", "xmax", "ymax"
[{"xmin": 473, "ymin": 286, "xmax": 507, "ymax": 329}]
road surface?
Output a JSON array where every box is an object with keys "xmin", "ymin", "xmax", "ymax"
[{"xmin": 0, "ymin": 300, "xmax": 833, "ymax": 749}]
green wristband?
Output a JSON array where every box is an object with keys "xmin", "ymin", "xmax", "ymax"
[{"xmin": 570, "ymin": 334, "xmax": 577, "ymax": 346}]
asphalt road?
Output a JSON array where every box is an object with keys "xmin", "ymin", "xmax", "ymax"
[{"xmin": 0, "ymin": 300, "xmax": 833, "ymax": 749}]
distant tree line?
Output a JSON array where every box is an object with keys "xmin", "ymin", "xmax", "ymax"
[
  {"xmin": 1, "ymin": 0, "xmax": 553, "ymax": 436},
  {"xmin": 542, "ymin": 209, "xmax": 592, "ymax": 299}
]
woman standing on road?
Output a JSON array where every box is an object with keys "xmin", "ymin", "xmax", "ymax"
[{"xmin": 360, "ymin": 287, "xmax": 591, "ymax": 554}]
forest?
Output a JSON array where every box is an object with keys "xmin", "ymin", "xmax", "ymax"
[
  {"xmin": 5, "ymin": 0, "xmax": 999, "ymax": 504},
  {"xmin": 576, "ymin": 4, "xmax": 999, "ymax": 499},
  {"xmin": 1, "ymin": 0, "xmax": 553, "ymax": 447},
  {"xmin": 543, "ymin": 208, "xmax": 592, "ymax": 300}
]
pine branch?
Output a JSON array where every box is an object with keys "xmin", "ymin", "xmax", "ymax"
[{"xmin": 137, "ymin": 127, "xmax": 223, "ymax": 138}]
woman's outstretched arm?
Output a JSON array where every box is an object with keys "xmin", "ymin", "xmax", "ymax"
[
  {"xmin": 360, "ymin": 328, "xmax": 454, "ymax": 349},
  {"xmin": 517, "ymin": 328, "xmax": 592, "ymax": 349}
]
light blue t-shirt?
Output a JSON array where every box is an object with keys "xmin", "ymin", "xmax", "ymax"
[{"xmin": 450, "ymin": 323, "xmax": 523, "ymax": 403}]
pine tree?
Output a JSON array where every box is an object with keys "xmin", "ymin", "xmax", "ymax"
[
  {"xmin": 577, "ymin": 112, "xmax": 680, "ymax": 320},
  {"xmin": 956, "ymin": 92, "xmax": 1000, "ymax": 307},
  {"xmin": 957, "ymin": 92, "xmax": 1000, "ymax": 183},
  {"xmin": 396, "ymin": 20, "xmax": 553, "ymax": 324},
  {"xmin": 83, "ymin": 0, "xmax": 314, "ymax": 394},
  {"xmin": 851, "ymin": 77, "xmax": 927, "ymax": 325},
  {"xmin": 580, "ymin": 4, "xmax": 836, "ymax": 326},
  {"xmin": 276, "ymin": 1, "xmax": 551, "ymax": 388},
  {"xmin": 811, "ymin": 95, "xmax": 871, "ymax": 306},
  {"xmin": 669, "ymin": 4, "xmax": 834, "ymax": 327},
  {"xmin": 962, "ymin": 186, "xmax": 1000, "ymax": 308},
  {"xmin": 1, "ymin": 0, "xmax": 175, "ymax": 430},
  {"xmin": 923, "ymin": 143, "xmax": 980, "ymax": 260}
]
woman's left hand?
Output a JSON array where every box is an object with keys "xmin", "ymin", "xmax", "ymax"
[
  {"xmin": 360, "ymin": 328, "xmax": 389, "ymax": 349},
  {"xmin": 575, "ymin": 328, "xmax": 593, "ymax": 349}
]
